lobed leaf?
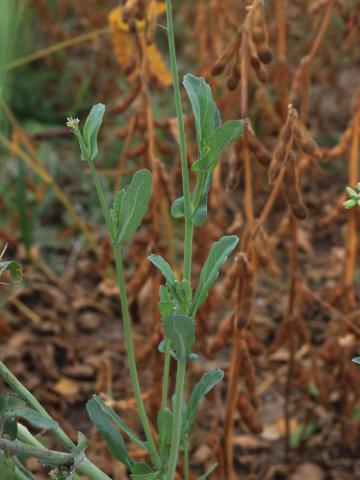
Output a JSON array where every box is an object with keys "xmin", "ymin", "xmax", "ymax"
[
  {"xmin": 162, "ymin": 315, "xmax": 195, "ymax": 362},
  {"xmin": 86, "ymin": 397, "xmax": 133, "ymax": 470},
  {"xmin": 114, "ymin": 169, "xmax": 152, "ymax": 243},
  {"xmin": 191, "ymin": 235, "xmax": 239, "ymax": 315}
]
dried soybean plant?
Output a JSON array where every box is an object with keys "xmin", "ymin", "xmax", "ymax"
[{"xmin": 193, "ymin": 0, "xmax": 347, "ymax": 476}]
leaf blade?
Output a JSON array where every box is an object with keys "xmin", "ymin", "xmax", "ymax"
[
  {"xmin": 82, "ymin": 103, "xmax": 105, "ymax": 161},
  {"xmin": 183, "ymin": 74, "xmax": 219, "ymax": 147},
  {"xmin": 192, "ymin": 120, "xmax": 244, "ymax": 173},
  {"xmin": 148, "ymin": 254, "xmax": 176, "ymax": 287},
  {"xmin": 89, "ymin": 395, "xmax": 148, "ymax": 451},
  {"xmin": 114, "ymin": 169, "xmax": 152, "ymax": 243},
  {"xmin": 183, "ymin": 369, "xmax": 224, "ymax": 434},
  {"xmin": 191, "ymin": 235, "xmax": 239, "ymax": 315},
  {"xmin": 86, "ymin": 397, "xmax": 133, "ymax": 470}
]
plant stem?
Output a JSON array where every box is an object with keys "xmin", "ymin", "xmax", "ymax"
[
  {"xmin": 0, "ymin": 438, "xmax": 75, "ymax": 465},
  {"xmin": 165, "ymin": 0, "xmax": 193, "ymax": 282},
  {"xmin": 87, "ymin": 162, "xmax": 160, "ymax": 468},
  {"xmin": 165, "ymin": 1, "xmax": 193, "ymax": 477},
  {"xmin": 0, "ymin": 361, "xmax": 111, "ymax": 480},
  {"xmin": 161, "ymin": 338, "xmax": 172, "ymax": 410},
  {"xmin": 88, "ymin": 160, "xmax": 114, "ymax": 237},
  {"xmin": 113, "ymin": 246, "xmax": 160, "ymax": 467},
  {"xmin": 166, "ymin": 361, "xmax": 186, "ymax": 479}
]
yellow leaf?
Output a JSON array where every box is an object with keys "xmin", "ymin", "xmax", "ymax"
[
  {"xmin": 146, "ymin": 44, "xmax": 172, "ymax": 87},
  {"xmin": 52, "ymin": 378, "xmax": 79, "ymax": 397}
]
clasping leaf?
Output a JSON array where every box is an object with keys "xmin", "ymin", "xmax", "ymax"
[{"xmin": 162, "ymin": 315, "xmax": 195, "ymax": 362}]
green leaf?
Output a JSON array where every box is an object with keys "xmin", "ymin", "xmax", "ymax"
[
  {"xmin": 4, "ymin": 417, "xmax": 18, "ymax": 440},
  {"xmin": 158, "ymin": 286, "xmax": 175, "ymax": 318},
  {"xmin": 344, "ymin": 198, "xmax": 357, "ymax": 209},
  {"xmin": 111, "ymin": 190, "xmax": 125, "ymax": 230},
  {"xmin": 0, "ymin": 261, "xmax": 22, "ymax": 282},
  {"xmin": 171, "ymin": 195, "xmax": 185, "ymax": 219},
  {"xmin": 88, "ymin": 395, "xmax": 147, "ymax": 451},
  {"xmin": 86, "ymin": 397, "xmax": 133, "ymax": 470},
  {"xmin": 191, "ymin": 235, "xmax": 239, "ymax": 315},
  {"xmin": 130, "ymin": 464, "xmax": 159, "ymax": 479},
  {"xmin": 82, "ymin": 103, "xmax": 105, "ymax": 161},
  {"xmin": 15, "ymin": 407, "xmax": 58, "ymax": 430},
  {"xmin": 308, "ymin": 382, "xmax": 320, "ymax": 398},
  {"xmin": 173, "ymin": 280, "xmax": 192, "ymax": 315},
  {"xmin": 162, "ymin": 315, "xmax": 195, "ymax": 362},
  {"xmin": 157, "ymin": 408, "xmax": 173, "ymax": 459},
  {"xmin": 114, "ymin": 169, "xmax": 152, "ymax": 243},
  {"xmin": 0, "ymin": 456, "xmax": 16, "ymax": 480},
  {"xmin": 183, "ymin": 369, "xmax": 224, "ymax": 434},
  {"xmin": 192, "ymin": 120, "xmax": 244, "ymax": 173},
  {"xmin": 171, "ymin": 172, "xmax": 213, "ymax": 226},
  {"xmin": 0, "ymin": 394, "xmax": 23, "ymax": 415},
  {"xmin": 192, "ymin": 172, "xmax": 213, "ymax": 226},
  {"xmin": 183, "ymin": 74, "xmax": 220, "ymax": 148},
  {"xmin": 290, "ymin": 422, "xmax": 316, "ymax": 449},
  {"xmin": 197, "ymin": 463, "xmax": 218, "ymax": 480},
  {"xmin": 148, "ymin": 254, "xmax": 176, "ymax": 287}
]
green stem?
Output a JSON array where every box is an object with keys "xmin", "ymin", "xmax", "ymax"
[
  {"xmin": 113, "ymin": 246, "xmax": 160, "ymax": 467},
  {"xmin": 88, "ymin": 159, "xmax": 114, "ymax": 237},
  {"xmin": 16, "ymin": 424, "xmax": 80, "ymax": 480},
  {"xmin": 0, "ymin": 361, "xmax": 111, "ymax": 480},
  {"xmin": 165, "ymin": 0, "xmax": 192, "ymax": 283},
  {"xmin": 161, "ymin": 338, "xmax": 172, "ymax": 410},
  {"xmin": 165, "ymin": 1, "xmax": 194, "ymax": 478},
  {"xmin": 166, "ymin": 361, "xmax": 186, "ymax": 480},
  {"xmin": 0, "ymin": 438, "xmax": 75, "ymax": 466}
]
